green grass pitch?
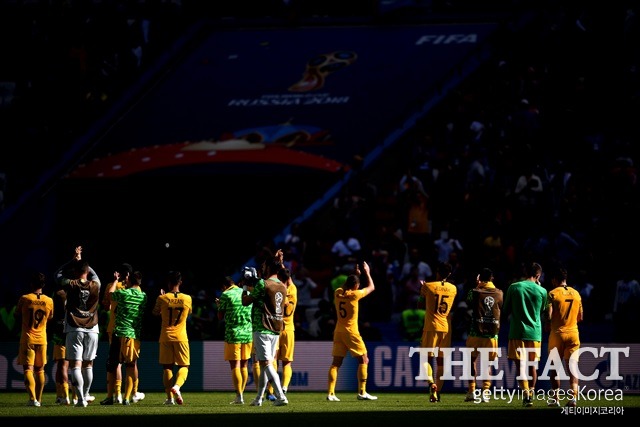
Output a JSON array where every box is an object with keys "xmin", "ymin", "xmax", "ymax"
[{"xmin": 1, "ymin": 391, "xmax": 638, "ymax": 423}]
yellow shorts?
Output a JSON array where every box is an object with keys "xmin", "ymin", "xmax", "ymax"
[
  {"xmin": 159, "ymin": 341, "xmax": 190, "ymax": 366},
  {"xmin": 52, "ymin": 343, "xmax": 65, "ymax": 361},
  {"xmin": 420, "ymin": 330, "xmax": 449, "ymax": 358},
  {"xmin": 508, "ymin": 339, "xmax": 541, "ymax": 361},
  {"xmin": 18, "ymin": 342, "xmax": 47, "ymax": 367},
  {"xmin": 548, "ymin": 331, "xmax": 580, "ymax": 360},
  {"xmin": 224, "ymin": 342, "xmax": 252, "ymax": 361},
  {"xmin": 332, "ymin": 331, "xmax": 367, "ymax": 358},
  {"xmin": 465, "ymin": 336, "xmax": 498, "ymax": 360},
  {"xmin": 118, "ymin": 336, "xmax": 141, "ymax": 364},
  {"xmin": 277, "ymin": 329, "xmax": 295, "ymax": 362}
]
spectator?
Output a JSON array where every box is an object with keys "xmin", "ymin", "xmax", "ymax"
[
  {"xmin": 283, "ymin": 221, "xmax": 306, "ymax": 266},
  {"xmin": 612, "ymin": 271, "xmax": 640, "ymax": 342},
  {"xmin": 513, "ymin": 164, "xmax": 544, "ymax": 229},
  {"xmin": 399, "ymin": 247, "xmax": 433, "ymax": 283},
  {"xmin": 189, "ymin": 289, "xmax": 217, "ymax": 340},
  {"xmin": 573, "ymin": 269, "xmax": 595, "ymax": 322},
  {"xmin": 291, "ymin": 266, "xmax": 318, "ymax": 324},
  {"xmin": 398, "ymin": 166, "xmax": 427, "ymax": 195},
  {"xmin": 400, "ymin": 307, "xmax": 425, "ymax": 342},
  {"xmin": 326, "ymin": 265, "xmax": 350, "ymax": 305},
  {"xmin": 433, "ymin": 228, "xmax": 464, "ymax": 264},
  {"xmin": 401, "ymin": 264, "xmax": 423, "ymax": 310},
  {"xmin": 330, "ymin": 229, "xmax": 362, "ymax": 269},
  {"xmin": 307, "ymin": 298, "xmax": 335, "ymax": 340},
  {"xmin": 401, "ymin": 179, "xmax": 431, "ymax": 249}
]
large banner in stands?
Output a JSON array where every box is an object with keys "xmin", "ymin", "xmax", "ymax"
[
  {"xmin": 67, "ymin": 23, "xmax": 499, "ymax": 178},
  {"xmin": 0, "ymin": 342, "xmax": 638, "ymax": 393}
]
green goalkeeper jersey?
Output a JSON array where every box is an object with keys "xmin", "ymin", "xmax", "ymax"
[
  {"xmin": 112, "ymin": 287, "xmax": 147, "ymax": 340},
  {"xmin": 218, "ymin": 284, "xmax": 252, "ymax": 343}
]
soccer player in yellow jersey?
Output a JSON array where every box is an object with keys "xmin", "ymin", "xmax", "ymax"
[
  {"xmin": 16, "ymin": 272, "xmax": 54, "ymax": 407},
  {"xmin": 327, "ymin": 261, "xmax": 377, "ymax": 402},
  {"xmin": 418, "ymin": 261, "xmax": 457, "ymax": 403},
  {"xmin": 153, "ymin": 270, "xmax": 192, "ymax": 405},
  {"xmin": 276, "ymin": 267, "xmax": 297, "ymax": 394},
  {"xmin": 545, "ymin": 265, "xmax": 582, "ymax": 408}
]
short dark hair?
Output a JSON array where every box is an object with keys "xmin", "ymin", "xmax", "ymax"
[
  {"xmin": 118, "ymin": 263, "xmax": 133, "ymax": 277},
  {"xmin": 69, "ymin": 259, "xmax": 90, "ymax": 279},
  {"xmin": 29, "ymin": 272, "xmax": 46, "ymax": 290},
  {"xmin": 277, "ymin": 267, "xmax": 291, "ymax": 283},
  {"xmin": 167, "ymin": 271, "xmax": 182, "ymax": 286},
  {"xmin": 479, "ymin": 268, "xmax": 493, "ymax": 282},
  {"xmin": 549, "ymin": 265, "xmax": 568, "ymax": 283},
  {"xmin": 262, "ymin": 253, "xmax": 285, "ymax": 278},
  {"xmin": 525, "ymin": 262, "xmax": 543, "ymax": 278},
  {"xmin": 223, "ymin": 276, "xmax": 235, "ymax": 289},
  {"xmin": 344, "ymin": 274, "xmax": 360, "ymax": 290},
  {"xmin": 437, "ymin": 262, "xmax": 452, "ymax": 279},
  {"xmin": 130, "ymin": 271, "xmax": 142, "ymax": 286}
]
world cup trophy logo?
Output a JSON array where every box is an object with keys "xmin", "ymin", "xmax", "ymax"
[
  {"xmin": 275, "ymin": 292, "xmax": 283, "ymax": 315},
  {"xmin": 289, "ymin": 50, "xmax": 357, "ymax": 92},
  {"xmin": 483, "ymin": 296, "xmax": 495, "ymax": 317}
]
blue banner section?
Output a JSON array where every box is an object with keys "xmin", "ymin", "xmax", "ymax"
[{"xmin": 70, "ymin": 23, "xmax": 497, "ymax": 177}]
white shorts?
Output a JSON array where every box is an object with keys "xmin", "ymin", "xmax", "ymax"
[
  {"xmin": 253, "ymin": 331, "xmax": 279, "ymax": 362},
  {"xmin": 65, "ymin": 330, "xmax": 99, "ymax": 362}
]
